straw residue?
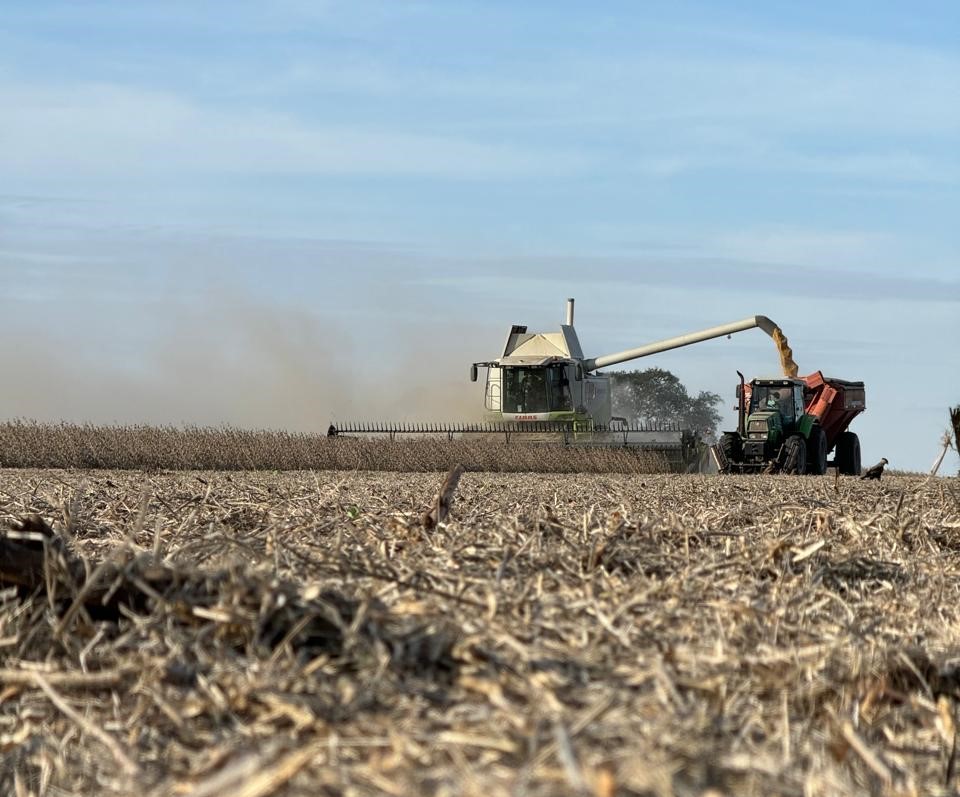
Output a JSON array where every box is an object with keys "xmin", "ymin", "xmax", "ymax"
[{"xmin": 1, "ymin": 469, "xmax": 959, "ymax": 796}]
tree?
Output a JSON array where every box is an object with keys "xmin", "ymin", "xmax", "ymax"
[{"xmin": 609, "ymin": 367, "xmax": 723, "ymax": 441}]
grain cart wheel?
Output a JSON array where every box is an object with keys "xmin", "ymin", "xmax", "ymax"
[
  {"xmin": 719, "ymin": 431, "xmax": 742, "ymax": 465},
  {"xmin": 835, "ymin": 431, "xmax": 862, "ymax": 476},
  {"xmin": 783, "ymin": 435, "xmax": 807, "ymax": 475},
  {"xmin": 807, "ymin": 426, "xmax": 828, "ymax": 475}
]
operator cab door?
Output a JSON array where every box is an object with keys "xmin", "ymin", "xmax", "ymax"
[
  {"xmin": 484, "ymin": 367, "xmax": 502, "ymax": 411},
  {"xmin": 545, "ymin": 365, "xmax": 573, "ymax": 411},
  {"xmin": 792, "ymin": 386, "xmax": 805, "ymax": 422}
]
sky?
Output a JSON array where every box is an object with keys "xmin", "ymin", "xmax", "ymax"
[{"xmin": 1, "ymin": 1, "xmax": 958, "ymax": 472}]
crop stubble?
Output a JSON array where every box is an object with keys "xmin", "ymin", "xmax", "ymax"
[{"xmin": 1, "ymin": 469, "xmax": 960, "ymax": 796}]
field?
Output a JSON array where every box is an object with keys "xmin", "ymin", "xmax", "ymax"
[{"xmin": 2, "ymin": 468, "xmax": 960, "ymax": 797}]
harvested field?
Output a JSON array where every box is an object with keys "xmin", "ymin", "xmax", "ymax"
[
  {"xmin": 2, "ymin": 469, "xmax": 960, "ymax": 796},
  {"xmin": 0, "ymin": 421, "xmax": 672, "ymax": 473}
]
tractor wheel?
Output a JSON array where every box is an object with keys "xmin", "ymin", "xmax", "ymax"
[
  {"xmin": 719, "ymin": 432, "xmax": 742, "ymax": 464},
  {"xmin": 835, "ymin": 431, "xmax": 861, "ymax": 476},
  {"xmin": 806, "ymin": 426, "xmax": 828, "ymax": 475},
  {"xmin": 783, "ymin": 435, "xmax": 807, "ymax": 475}
]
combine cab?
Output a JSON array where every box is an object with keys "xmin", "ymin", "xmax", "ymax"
[{"xmin": 712, "ymin": 372, "xmax": 866, "ymax": 475}]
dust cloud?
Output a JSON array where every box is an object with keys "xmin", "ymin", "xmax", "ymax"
[{"xmin": 0, "ymin": 295, "xmax": 489, "ymax": 431}]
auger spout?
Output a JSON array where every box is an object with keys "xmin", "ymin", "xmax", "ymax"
[{"xmin": 583, "ymin": 315, "xmax": 780, "ymax": 372}]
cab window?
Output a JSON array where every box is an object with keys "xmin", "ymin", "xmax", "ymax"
[{"xmin": 502, "ymin": 365, "xmax": 571, "ymax": 413}]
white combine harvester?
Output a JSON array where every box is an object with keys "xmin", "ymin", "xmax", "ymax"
[{"xmin": 332, "ymin": 299, "xmax": 784, "ymax": 471}]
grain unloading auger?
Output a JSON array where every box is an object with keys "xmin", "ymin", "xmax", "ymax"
[{"xmin": 330, "ymin": 299, "xmax": 790, "ymax": 471}]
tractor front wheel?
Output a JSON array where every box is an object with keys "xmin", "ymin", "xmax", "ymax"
[
  {"xmin": 719, "ymin": 432, "xmax": 742, "ymax": 465},
  {"xmin": 783, "ymin": 435, "xmax": 807, "ymax": 475}
]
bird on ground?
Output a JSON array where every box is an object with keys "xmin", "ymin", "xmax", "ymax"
[{"xmin": 861, "ymin": 458, "xmax": 889, "ymax": 480}]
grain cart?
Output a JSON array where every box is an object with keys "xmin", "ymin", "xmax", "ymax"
[{"xmin": 712, "ymin": 371, "xmax": 866, "ymax": 475}]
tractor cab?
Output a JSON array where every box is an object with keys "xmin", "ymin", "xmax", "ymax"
[
  {"xmin": 747, "ymin": 379, "xmax": 805, "ymax": 428},
  {"xmin": 742, "ymin": 378, "xmax": 806, "ymax": 447}
]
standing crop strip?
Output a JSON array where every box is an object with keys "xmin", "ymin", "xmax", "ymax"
[{"xmin": 0, "ymin": 421, "xmax": 671, "ymax": 473}]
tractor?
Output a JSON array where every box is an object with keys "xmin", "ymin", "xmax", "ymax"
[{"xmin": 713, "ymin": 372, "xmax": 865, "ymax": 475}]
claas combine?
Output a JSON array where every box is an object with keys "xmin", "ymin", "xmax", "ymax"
[
  {"xmin": 332, "ymin": 299, "xmax": 797, "ymax": 470},
  {"xmin": 711, "ymin": 372, "xmax": 866, "ymax": 475}
]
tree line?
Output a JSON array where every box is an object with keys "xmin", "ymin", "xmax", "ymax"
[{"xmin": 609, "ymin": 368, "xmax": 724, "ymax": 442}]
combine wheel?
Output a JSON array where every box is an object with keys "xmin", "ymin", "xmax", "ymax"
[
  {"xmin": 783, "ymin": 435, "xmax": 807, "ymax": 475},
  {"xmin": 835, "ymin": 431, "xmax": 861, "ymax": 476},
  {"xmin": 719, "ymin": 431, "xmax": 742, "ymax": 465},
  {"xmin": 806, "ymin": 426, "xmax": 828, "ymax": 475}
]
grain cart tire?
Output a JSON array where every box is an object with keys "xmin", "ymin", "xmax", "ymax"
[
  {"xmin": 835, "ymin": 431, "xmax": 861, "ymax": 476},
  {"xmin": 807, "ymin": 426, "xmax": 828, "ymax": 475},
  {"xmin": 784, "ymin": 435, "xmax": 807, "ymax": 475},
  {"xmin": 719, "ymin": 432, "xmax": 742, "ymax": 465}
]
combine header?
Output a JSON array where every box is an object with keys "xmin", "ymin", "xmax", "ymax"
[{"xmin": 331, "ymin": 299, "xmax": 792, "ymax": 471}]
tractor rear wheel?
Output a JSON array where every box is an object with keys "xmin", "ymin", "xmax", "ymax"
[
  {"xmin": 719, "ymin": 432, "xmax": 742, "ymax": 465},
  {"xmin": 807, "ymin": 426, "xmax": 828, "ymax": 475},
  {"xmin": 835, "ymin": 431, "xmax": 861, "ymax": 476},
  {"xmin": 784, "ymin": 435, "xmax": 807, "ymax": 475}
]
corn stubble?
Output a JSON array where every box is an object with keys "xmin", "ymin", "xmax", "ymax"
[
  {"xmin": 0, "ymin": 420, "xmax": 670, "ymax": 473},
  {"xmin": 1, "ymin": 468, "xmax": 959, "ymax": 796}
]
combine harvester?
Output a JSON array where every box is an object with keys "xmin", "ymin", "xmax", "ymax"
[{"xmin": 332, "ymin": 299, "xmax": 793, "ymax": 471}]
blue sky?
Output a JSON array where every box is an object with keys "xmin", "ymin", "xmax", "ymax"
[{"xmin": 1, "ymin": 1, "xmax": 958, "ymax": 471}]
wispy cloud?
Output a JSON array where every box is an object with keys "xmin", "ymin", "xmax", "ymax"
[
  {"xmin": 418, "ymin": 255, "xmax": 960, "ymax": 305},
  {"xmin": 0, "ymin": 79, "xmax": 590, "ymax": 180},
  {"xmin": 5, "ymin": 8, "xmax": 958, "ymax": 186}
]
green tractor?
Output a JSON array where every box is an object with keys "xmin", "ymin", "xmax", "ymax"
[{"xmin": 714, "ymin": 371, "xmax": 865, "ymax": 475}]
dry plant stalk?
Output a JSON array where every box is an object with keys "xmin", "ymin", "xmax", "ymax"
[
  {"xmin": 421, "ymin": 464, "xmax": 465, "ymax": 530},
  {"xmin": 930, "ymin": 432, "xmax": 953, "ymax": 476},
  {"xmin": 31, "ymin": 672, "xmax": 140, "ymax": 779}
]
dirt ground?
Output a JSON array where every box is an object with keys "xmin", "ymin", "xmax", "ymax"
[{"xmin": 2, "ymin": 469, "xmax": 959, "ymax": 796}]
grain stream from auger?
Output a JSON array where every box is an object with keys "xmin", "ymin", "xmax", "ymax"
[{"xmin": 771, "ymin": 325, "xmax": 799, "ymax": 377}]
